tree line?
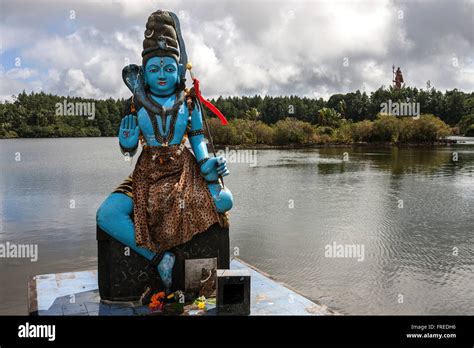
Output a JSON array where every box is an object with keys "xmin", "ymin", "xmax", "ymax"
[{"xmin": 1, "ymin": 86, "xmax": 473, "ymax": 143}]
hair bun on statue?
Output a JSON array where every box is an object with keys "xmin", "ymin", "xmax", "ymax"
[{"xmin": 142, "ymin": 10, "xmax": 180, "ymax": 66}]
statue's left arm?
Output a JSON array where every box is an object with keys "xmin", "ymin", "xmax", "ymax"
[{"xmin": 188, "ymin": 101, "xmax": 229, "ymax": 181}]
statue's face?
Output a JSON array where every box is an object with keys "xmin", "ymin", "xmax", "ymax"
[{"xmin": 144, "ymin": 56, "xmax": 179, "ymax": 96}]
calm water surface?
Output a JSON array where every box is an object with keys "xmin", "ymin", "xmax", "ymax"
[{"xmin": 0, "ymin": 138, "xmax": 473, "ymax": 314}]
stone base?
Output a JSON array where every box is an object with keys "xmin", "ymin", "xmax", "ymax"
[{"xmin": 97, "ymin": 223, "xmax": 230, "ymax": 302}]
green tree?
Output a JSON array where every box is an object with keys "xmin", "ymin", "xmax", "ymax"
[
  {"xmin": 457, "ymin": 114, "xmax": 474, "ymax": 136},
  {"xmin": 318, "ymin": 107, "xmax": 342, "ymax": 127}
]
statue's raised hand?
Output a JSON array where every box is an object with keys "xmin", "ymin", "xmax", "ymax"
[{"xmin": 119, "ymin": 115, "xmax": 140, "ymax": 150}]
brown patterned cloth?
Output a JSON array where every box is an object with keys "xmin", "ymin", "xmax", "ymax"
[{"xmin": 132, "ymin": 144, "xmax": 220, "ymax": 253}]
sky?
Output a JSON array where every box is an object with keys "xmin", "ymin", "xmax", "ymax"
[{"xmin": 0, "ymin": 0, "xmax": 473, "ymax": 101}]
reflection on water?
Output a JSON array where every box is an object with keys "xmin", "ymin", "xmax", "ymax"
[{"xmin": 0, "ymin": 138, "xmax": 473, "ymax": 314}]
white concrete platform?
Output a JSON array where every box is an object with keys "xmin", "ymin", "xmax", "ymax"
[{"xmin": 28, "ymin": 258, "xmax": 335, "ymax": 316}]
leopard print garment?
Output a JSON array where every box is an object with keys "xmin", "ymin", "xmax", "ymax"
[{"xmin": 131, "ymin": 144, "xmax": 221, "ymax": 253}]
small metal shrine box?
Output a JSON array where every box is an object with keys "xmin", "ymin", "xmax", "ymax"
[{"xmin": 216, "ymin": 269, "xmax": 250, "ymax": 316}]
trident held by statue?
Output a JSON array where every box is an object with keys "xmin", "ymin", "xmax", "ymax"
[{"xmin": 186, "ymin": 62, "xmax": 228, "ymax": 187}]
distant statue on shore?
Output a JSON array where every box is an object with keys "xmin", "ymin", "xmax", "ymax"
[
  {"xmin": 96, "ymin": 10, "xmax": 233, "ymax": 293},
  {"xmin": 393, "ymin": 66, "xmax": 404, "ymax": 89}
]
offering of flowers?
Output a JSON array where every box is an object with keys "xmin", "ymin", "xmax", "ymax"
[
  {"xmin": 148, "ymin": 291, "xmax": 166, "ymax": 312},
  {"xmin": 193, "ymin": 296, "xmax": 208, "ymax": 311}
]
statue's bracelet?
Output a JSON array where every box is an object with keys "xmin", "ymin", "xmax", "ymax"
[
  {"xmin": 119, "ymin": 143, "xmax": 138, "ymax": 154},
  {"xmin": 149, "ymin": 252, "xmax": 165, "ymax": 268},
  {"xmin": 188, "ymin": 129, "xmax": 205, "ymax": 137},
  {"xmin": 198, "ymin": 157, "xmax": 209, "ymax": 169}
]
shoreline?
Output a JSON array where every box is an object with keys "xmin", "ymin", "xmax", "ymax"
[
  {"xmin": 0, "ymin": 136, "xmax": 464, "ymax": 149},
  {"xmin": 215, "ymin": 140, "xmax": 460, "ymax": 150}
]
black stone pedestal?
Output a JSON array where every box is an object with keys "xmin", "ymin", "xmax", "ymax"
[{"xmin": 97, "ymin": 223, "xmax": 230, "ymax": 302}]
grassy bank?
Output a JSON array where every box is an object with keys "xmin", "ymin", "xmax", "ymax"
[{"xmin": 207, "ymin": 114, "xmax": 452, "ymax": 146}]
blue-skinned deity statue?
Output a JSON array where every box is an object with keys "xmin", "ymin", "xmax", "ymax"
[{"xmin": 96, "ymin": 10, "xmax": 233, "ymax": 293}]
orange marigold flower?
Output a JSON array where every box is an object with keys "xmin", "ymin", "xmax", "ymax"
[{"xmin": 151, "ymin": 292, "xmax": 165, "ymax": 303}]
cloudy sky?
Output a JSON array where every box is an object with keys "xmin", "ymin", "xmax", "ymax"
[{"xmin": 0, "ymin": 0, "xmax": 472, "ymax": 101}]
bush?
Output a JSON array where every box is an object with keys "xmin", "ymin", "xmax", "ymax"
[
  {"xmin": 372, "ymin": 114, "xmax": 400, "ymax": 142},
  {"xmin": 334, "ymin": 123, "xmax": 352, "ymax": 143},
  {"xmin": 316, "ymin": 126, "xmax": 334, "ymax": 136},
  {"xmin": 311, "ymin": 133, "xmax": 332, "ymax": 144},
  {"xmin": 232, "ymin": 119, "xmax": 258, "ymax": 145},
  {"xmin": 370, "ymin": 114, "xmax": 451, "ymax": 143},
  {"xmin": 398, "ymin": 118, "xmax": 416, "ymax": 143},
  {"xmin": 253, "ymin": 121, "xmax": 274, "ymax": 144},
  {"xmin": 207, "ymin": 118, "xmax": 238, "ymax": 145},
  {"xmin": 411, "ymin": 114, "xmax": 451, "ymax": 142},
  {"xmin": 350, "ymin": 120, "xmax": 374, "ymax": 142},
  {"xmin": 79, "ymin": 127, "xmax": 102, "ymax": 137},
  {"xmin": 273, "ymin": 118, "xmax": 314, "ymax": 144},
  {"xmin": 54, "ymin": 124, "xmax": 78, "ymax": 137},
  {"xmin": 0, "ymin": 129, "xmax": 18, "ymax": 138}
]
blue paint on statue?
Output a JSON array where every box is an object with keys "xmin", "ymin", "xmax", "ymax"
[
  {"xmin": 97, "ymin": 29, "xmax": 233, "ymax": 293},
  {"xmin": 144, "ymin": 57, "xmax": 180, "ymax": 96}
]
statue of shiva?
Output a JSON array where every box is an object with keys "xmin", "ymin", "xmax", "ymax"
[{"xmin": 96, "ymin": 10, "xmax": 233, "ymax": 293}]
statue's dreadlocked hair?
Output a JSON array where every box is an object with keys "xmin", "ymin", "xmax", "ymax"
[{"xmin": 142, "ymin": 10, "xmax": 180, "ymax": 67}]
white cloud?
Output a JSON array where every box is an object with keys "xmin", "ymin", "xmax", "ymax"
[
  {"xmin": 0, "ymin": 0, "xmax": 472, "ymax": 101},
  {"xmin": 0, "ymin": 66, "xmax": 43, "ymax": 101},
  {"xmin": 5, "ymin": 67, "xmax": 38, "ymax": 79},
  {"xmin": 64, "ymin": 69, "xmax": 101, "ymax": 97}
]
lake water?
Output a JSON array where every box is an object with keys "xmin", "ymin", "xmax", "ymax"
[{"xmin": 0, "ymin": 138, "xmax": 473, "ymax": 315}]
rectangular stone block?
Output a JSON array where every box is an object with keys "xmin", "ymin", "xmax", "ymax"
[{"xmin": 217, "ymin": 269, "xmax": 250, "ymax": 316}]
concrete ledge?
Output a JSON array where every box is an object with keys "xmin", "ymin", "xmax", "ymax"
[{"xmin": 28, "ymin": 259, "xmax": 336, "ymax": 316}]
